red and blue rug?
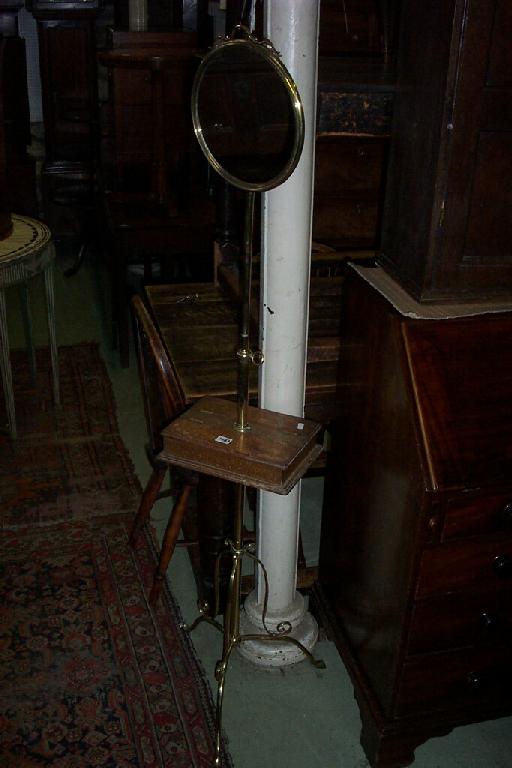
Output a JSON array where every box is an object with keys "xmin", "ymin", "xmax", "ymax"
[{"xmin": 0, "ymin": 344, "xmax": 232, "ymax": 767}]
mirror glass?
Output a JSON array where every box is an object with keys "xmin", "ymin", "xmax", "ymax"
[{"xmin": 192, "ymin": 37, "xmax": 304, "ymax": 191}]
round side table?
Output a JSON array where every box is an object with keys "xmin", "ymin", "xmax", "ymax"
[{"xmin": 0, "ymin": 214, "xmax": 60, "ymax": 439}]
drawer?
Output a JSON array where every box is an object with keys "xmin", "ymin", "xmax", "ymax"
[
  {"xmin": 416, "ymin": 532, "xmax": 512, "ymax": 599},
  {"xmin": 395, "ymin": 646, "xmax": 512, "ymax": 716},
  {"xmin": 408, "ymin": 590, "xmax": 512, "ymax": 655},
  {"xmin": 442, "ymin": 491, "xmax": 512, "ymax": 540}
]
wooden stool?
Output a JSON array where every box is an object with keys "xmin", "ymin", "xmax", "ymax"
[{"xmin": 0, "ymin": 214, "xmax": 60, "ymax": 439}]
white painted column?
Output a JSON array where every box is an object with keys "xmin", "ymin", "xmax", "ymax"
[
  {"xmin": 128, "ymin": 0, "xmax": 148, "ymax": 31},
  {"xmin": 239, "ymin": 0, "xmax": 320, "ymax": 666}
]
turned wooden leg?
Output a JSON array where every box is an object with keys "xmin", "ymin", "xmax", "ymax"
[
  {"xmin": 149, "ymin": 484, "xmax": 192, "ymax": 605},
  {"xmin": 129, "ymin": 466, "xmax": 167, "ymax": 547}
]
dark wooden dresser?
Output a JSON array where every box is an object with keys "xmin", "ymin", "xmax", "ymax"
[{"xmin": 318, "ymin": 268, "xmax": 512, "ymax": 767}]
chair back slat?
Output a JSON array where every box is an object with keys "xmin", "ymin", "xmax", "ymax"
[{"xmin": 132, "ymin": 294, "xmax": 186, "ymax": 456}]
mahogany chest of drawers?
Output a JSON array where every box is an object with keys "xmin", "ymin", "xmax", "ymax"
[{"xmin": 319, "ymin": 271, "xmax": 512, "ymax": 766}]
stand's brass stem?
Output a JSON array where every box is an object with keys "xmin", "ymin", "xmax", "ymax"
[
  {"xmin": 226, "ymin": 485, "xmax": 245, "ymax": 646},
  {"xmin": 235, "ymin": 190, "xmax": 256, "ymax": 432},
  {"xmin": 185, "ymin": 479, "xmax": 326, "ymax": 766}
]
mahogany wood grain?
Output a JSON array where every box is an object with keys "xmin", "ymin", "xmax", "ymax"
[
  {"xmin": 416, "ymin": 533, "xmax": 512, "ymax": 599},
  {"xmin": 396, "ymin": 646, "xmax": 512, "ymax": 716},
  {"xmin": 441, "ymin": 493, "xmax": 512, "ymax": 541},
  {"xmin": 408, "ymin": 590, "xmax": 512, "ymax": 655},
  {"xmin": 319, "ymin": 271, "xmax": 512, "ymax": 767},
  {"xmin": 404, "ymin": 317, "xmax": 512, "ymax": 490}
]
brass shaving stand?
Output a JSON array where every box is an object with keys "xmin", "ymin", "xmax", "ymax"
[
  {"xmin": 176, "ymin": 29, "xmax": 321, "ymax": 759},
  {"xmin": 160, "ymin": 186, "xmax": 326, "ymax": 765},
  {"xmin": 182, "ymin": 481, "xmax": 326, "ymax": 766}
]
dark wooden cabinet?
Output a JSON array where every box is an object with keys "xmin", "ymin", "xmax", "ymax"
[
  {"xmin": 27, "ymin": 0, "xmax": 102, "ymax": 231},
  {"xmin": 100, "ymin": 29, "xmax": 197, "ymax": 202},
  {"xmin": 319, "ymin": 269, "xmax": 512, "ymax": 767},
  {"xmin": 380, "ymin": 0, "xmax": 512, "ymax": 301},
  {"xmin": 0, "ymin": 2, "xmax": 37, "ymax": 220}
]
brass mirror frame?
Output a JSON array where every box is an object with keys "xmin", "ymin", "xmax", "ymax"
[{"xmin": 191, "ymin": 30, "xmax": 305, "ymax": 193}]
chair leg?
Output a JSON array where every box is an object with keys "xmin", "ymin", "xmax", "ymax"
[
  {"xmin": 129, "ymin": 466, "xmax": 167, "ymax": 547},
  {"xmin": 149, "ymin": 483, "xmax": 192, "ymax": 606}
]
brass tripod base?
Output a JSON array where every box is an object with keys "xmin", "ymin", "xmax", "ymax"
[{"xmin": 184, "ymin": 585, "xmax": 326, "ymax": 766}]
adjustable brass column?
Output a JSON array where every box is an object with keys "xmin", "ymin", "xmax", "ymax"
[{"xmin": 234, "ymin": 191, "xmax": 257, "ymax": 433}]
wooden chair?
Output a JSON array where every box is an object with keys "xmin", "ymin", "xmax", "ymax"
[{"xmin": 129, "ymin": 294, "xmax": 196, "ymax": 605}]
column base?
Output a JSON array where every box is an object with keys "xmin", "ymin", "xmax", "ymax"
[{"xmin": 238, "ymin": 589, "xmax": 319, "ymax": 667}]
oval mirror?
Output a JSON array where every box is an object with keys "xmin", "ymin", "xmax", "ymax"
[{"xmin": 191, "ymin": 32, "xmax": 304, "ymax": 192}]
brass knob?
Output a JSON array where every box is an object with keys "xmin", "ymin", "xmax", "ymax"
[
  {"xmin": 500, "ymin": 502, "xmax": 512, "ymax": 526},
  {"xmin": 493, "ymin": 554, "xmax": 512, "ymax": 578}
]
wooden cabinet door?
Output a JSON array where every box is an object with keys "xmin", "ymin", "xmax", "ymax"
[
  {"xmin": 37, "ymin": 18, "xmax": 98, "ymax": 164},
  {"xmin": 381, "ymin": 0, "xmax": 512, "ymax": 301},
  {"xmin": 436, "ymin": 0, "xmax": 512, "ymax": 297}
]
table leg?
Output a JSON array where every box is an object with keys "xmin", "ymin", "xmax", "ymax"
[
  {"xmin": 18, "ymin": 282, "xmax": 37, "ymax": 386},
  {"xmin": 0, "ymin": 289, "xmax": 16, "ymax": 438},
  {"xmin": 43, "ymin": 260, "xmax": 60, "ymax": 407}
]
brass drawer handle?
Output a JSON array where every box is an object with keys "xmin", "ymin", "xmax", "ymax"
[
  {"xmin": 466, "ymin": 671, "xmax": 484, "ymax": 690},
  {"xmin": 480, "ymin": 611, "xmax": 498, "ymax": 631},
  {"xmin": 493, "ymin": 554, "xmax": 512, "ymax": 578},
  {"xmin": 500, "ymin": 502, "xmax": 512, "ymax": 527}
]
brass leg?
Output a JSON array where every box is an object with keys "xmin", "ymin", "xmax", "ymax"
[
  {"xmin": 181, "ymin": 481, "xmax": 326, "ymax": 765},
  {"xmin": 181, "ymin": 598, "xmax": 224, "ymax": 634},
  {"xmin": 222, "ymin": 484, "xmax": 244, "ymax": 653},
  {"xmin": 181, "ymin": 544, "xmax": 231, "ymax": 634},
  {"xmin": 214, "ymin": 639, "xmax": 238, "ymax": 767},
  {"xmin": 211, "ymin": 484, "xmax": 245, "ymax": 763}
]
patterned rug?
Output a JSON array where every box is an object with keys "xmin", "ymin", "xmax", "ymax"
[
  {"xmin": 0, "ymin": 344, "xmax": 139, "ymax": 529},
  {"xmin": 0, "ymin": 344, "xmax": 232, "ymax": 767}
]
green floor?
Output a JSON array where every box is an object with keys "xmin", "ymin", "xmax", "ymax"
[{"xmin": 5, "ymin": 249, "xmax": 512, "ymax": 768}]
